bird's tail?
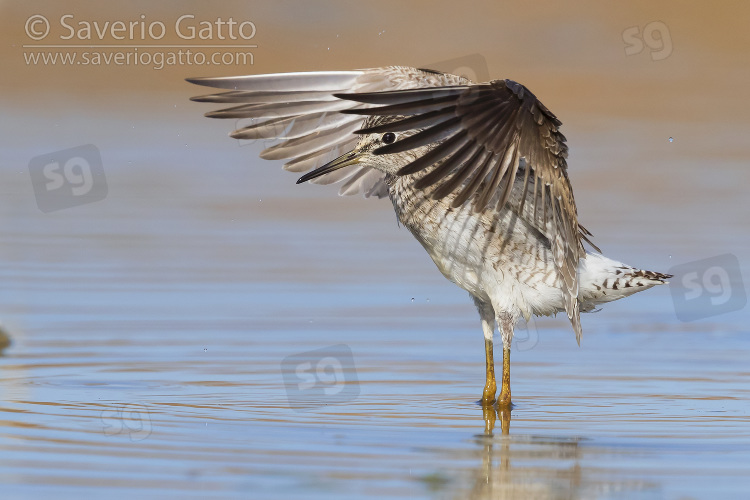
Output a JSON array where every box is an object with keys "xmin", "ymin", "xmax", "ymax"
[{"xmin": 578, "ymin": 252, "xmax": 671, "ymax": 310}]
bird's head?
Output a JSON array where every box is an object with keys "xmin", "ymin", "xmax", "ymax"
[{"xmin": 296, "ymin": 115, "xmax": 425, "ymax": 184}]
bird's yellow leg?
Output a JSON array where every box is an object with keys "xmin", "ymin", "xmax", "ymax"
[
  {"xmin": 497, "ymin": 345, "xmax": 512, "ymax": 407},
  {"xmin": 481, "ymin": 338, "xmax": 496, "ymax": 406}
]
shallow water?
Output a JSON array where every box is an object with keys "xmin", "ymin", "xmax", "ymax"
[
  {"xmin": 1, "ymin": 141, "xmax": 749, "ymax": 499},
  {"xmin": 3, "ymin": 2, "xmax": 750, "ymax": 496}
]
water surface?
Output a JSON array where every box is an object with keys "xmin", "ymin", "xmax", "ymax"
[
  {"xmin": 0, "ymin": 146, "xmax": 748, "ymax": 499},
  {"xmin": 2, "ymin": 2, "xmax": 750, "ymax": 496}
]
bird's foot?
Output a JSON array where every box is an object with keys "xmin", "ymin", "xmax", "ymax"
[
  {"xmin": 496, "ymin": 388, "xmax": 512, "ymax": 409},
  {"xmin": 480, "ymin": 381, "xmax": 497, "ymax": 407},
  {"xmin": 480, "ymin": 396, "xmax": 496, "ymax": 407}
]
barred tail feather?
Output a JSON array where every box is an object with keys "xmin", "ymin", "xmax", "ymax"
[{"xmin": 578, "ymin": 253, "xmax": 671, "ymax": 310}]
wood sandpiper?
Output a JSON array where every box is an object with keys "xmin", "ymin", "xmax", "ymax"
[{"xmin": 188, "ymin": 66, "xmax": 671, "ymax": 408}]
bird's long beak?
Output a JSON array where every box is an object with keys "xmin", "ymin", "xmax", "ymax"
[{"xmin": 296, "ymin": 150, "xmax": 360, "ymax": 184}]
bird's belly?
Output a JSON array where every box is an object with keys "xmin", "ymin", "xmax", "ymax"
[
  {"xmin": 390, "ymin": 181, "xmax": 565, "ymax": 316},
  {"xmin": 392, "ymin": 192, "xmax": 497, "ymax": 301},
  {"xmin": 419, "ymin": 224, "xmax": 488, "ymax": 299}
]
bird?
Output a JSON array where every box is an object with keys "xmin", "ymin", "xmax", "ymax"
[{"xmin": 187, "ymin": 66, "xmax": 671, "ymax": 408}]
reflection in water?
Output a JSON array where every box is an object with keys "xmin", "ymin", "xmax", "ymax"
[
  {"xmin": 456, "ymin": 406, "xmax": 657, "ymax": 500},
  {"xmin": 0, "ymin": 325, "xmax": 11, "ymax": 356},
  {"xmin": 470, "ymin": 406, "xmax": 580, "ymax": 499}
]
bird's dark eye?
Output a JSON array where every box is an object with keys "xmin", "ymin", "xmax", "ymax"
[{"xmin": 382, "ymin": 132, "xmax": 396, "ymax": 144}]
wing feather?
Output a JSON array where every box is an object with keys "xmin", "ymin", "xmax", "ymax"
[
  {"xmin": 259, "ymin": 120, "xmax": 362, "ymax": 160},
  {"xmin": 337, "ymin": 79, "xmax": 586, "ymax": 339},
  {"xmin": 230, "ymin": 112, "xmax": 360, "ymax": 141},
  {"xmin": 280, "ymin": 138, "xmax": 358, "ymax": 173},
  {"xmin": 189, "ymin": 68, "xmax": 469, "ymax": 198},
  {"xmin": 189, "ymin": 69, "xmax": 591, "ymax": 340},
  {"xmin": 189, "ymin": 70, "xmax": 388, "ymax": 197},
  {"xmin": 186, "ymin": 71, "xmax": 364, "ymax": 91}
]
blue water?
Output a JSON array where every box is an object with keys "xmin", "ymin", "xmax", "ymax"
[{"xmin": 0, "ymin": 113, "xmax": 749, "ymax": 499}]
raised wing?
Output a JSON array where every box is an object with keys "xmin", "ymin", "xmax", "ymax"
[
  {"xmin": 187, "ymin": 68, "xmax": 468, "ymax": 198},
  {"xmin": 188, "ymin": 70, "xmax": 393, "ymax": 197},
  {"xmin": 338, "ymin": 80, "xmax": 588, "ymax": 342}
]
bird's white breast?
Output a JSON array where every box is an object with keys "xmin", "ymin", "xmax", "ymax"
[{"xmin": 388, "ymin": 175, "xmax": 565, "ymax": 320}]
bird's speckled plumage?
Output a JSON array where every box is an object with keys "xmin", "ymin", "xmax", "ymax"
[
  {"xmin": 383, "ymin": 144, "xmax": 667, "ymax": 326},
  {"xmin": 188, "ymin": 66, "xmax": 671, "ymax": 405}
]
